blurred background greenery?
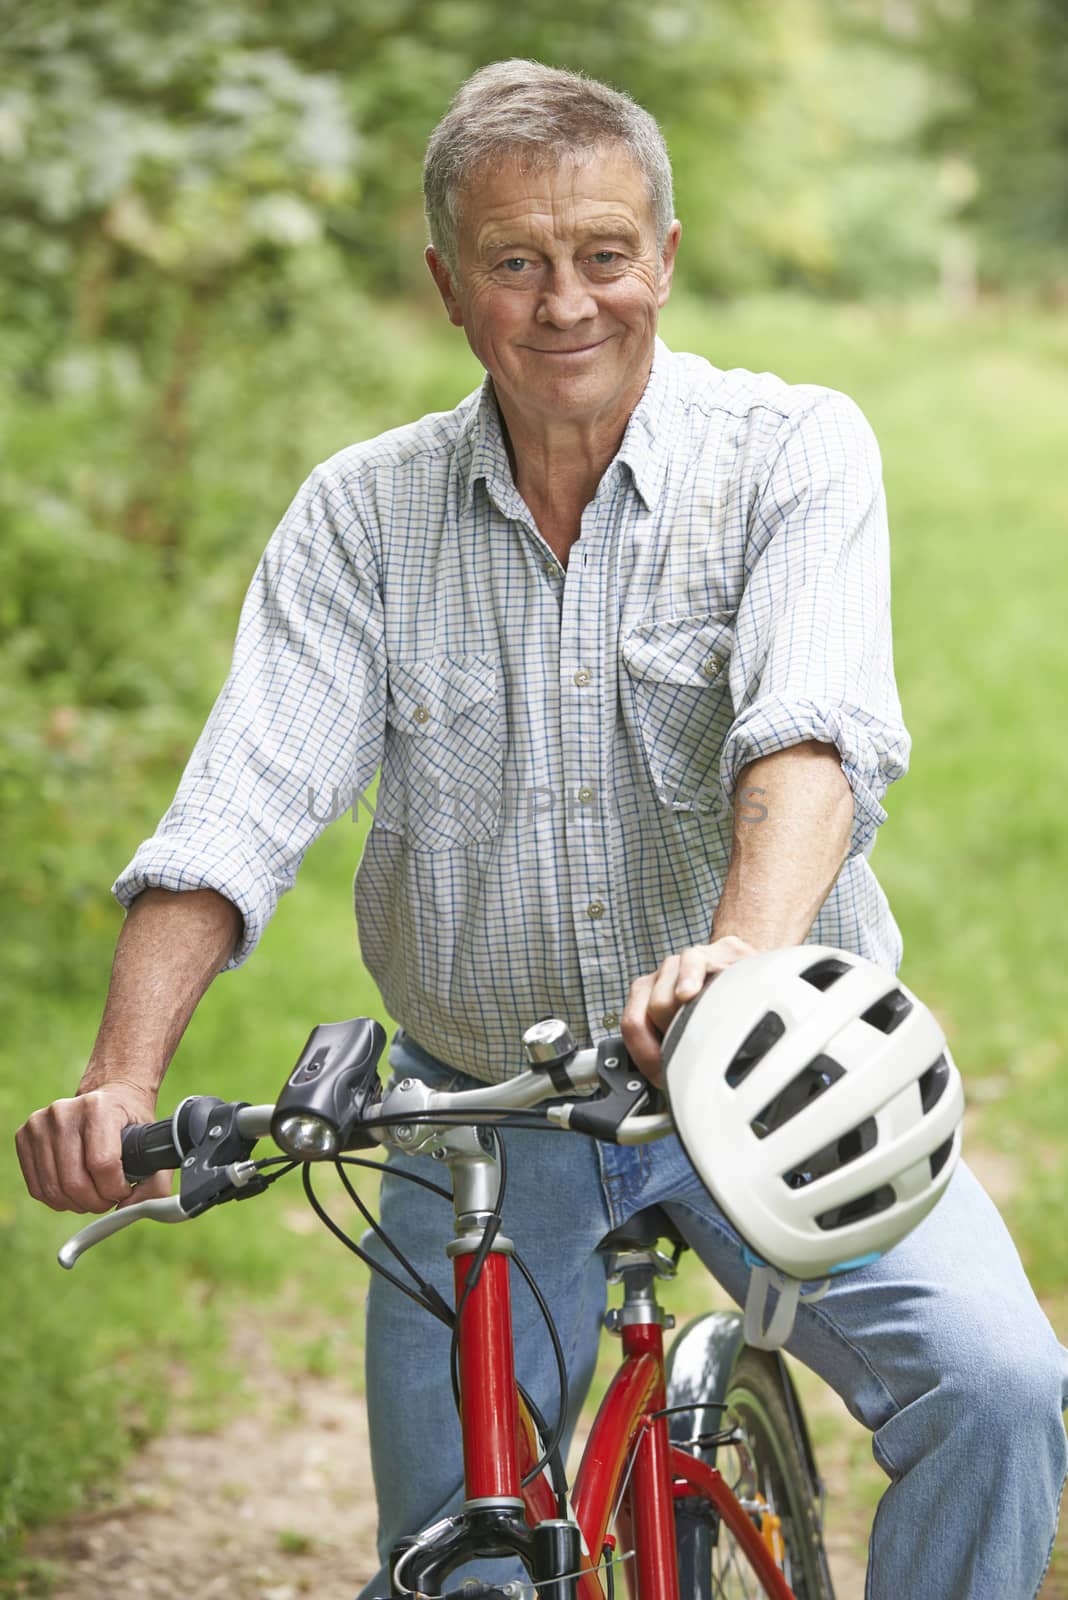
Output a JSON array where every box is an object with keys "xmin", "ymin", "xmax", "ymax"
[{"xmin": 2, "ymin": 0, "xmax": 1066, "ymax": 1589}]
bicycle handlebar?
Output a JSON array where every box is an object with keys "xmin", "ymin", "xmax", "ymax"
[
  {"xmin": 119, "ymin": 1095, "xmax": 231, "ymax": 1179},
  {"xmin": 120, "ymin": 1116, "xmax": 184, "ymax": 1177},
  {"xmin": 59, "ymin": 1020, "xmax": 673, "ymax": 1270}
]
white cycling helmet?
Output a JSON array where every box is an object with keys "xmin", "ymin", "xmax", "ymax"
[{"xmin": 661, "ymin": 945, "xmax": 964, "ymax": 1348}]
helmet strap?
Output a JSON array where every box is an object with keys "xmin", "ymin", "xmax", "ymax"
[
  {"xmin": 742, "ymin": 1266, "xmax": 831, "ymax": 1350},
  {"xmin": 743, "ymin": 1266, "xmax": 800, "ymax": 1350}
]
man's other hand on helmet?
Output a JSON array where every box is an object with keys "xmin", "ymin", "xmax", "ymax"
[{"xmin": 622, "ymin": 935, "xmax": 758, "ymax": 1087}]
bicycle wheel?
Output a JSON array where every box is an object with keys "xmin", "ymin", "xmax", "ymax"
[{"xmin": 674, "ymin": 1347, "xmax": 835, "ymax": 1600}]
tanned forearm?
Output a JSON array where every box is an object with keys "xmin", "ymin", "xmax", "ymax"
[
  {"xmin": 712, "ymin": 740, "xmax": 854, "ymax": 949},
  {"xmin": 622, "ymin": 740, "xmax": 856, "ymax": 1079},
  {"xmin": 18, "ymin": 886, "xmax": 243, "ymax": 1214},
  {"xmin": 79, "ymin": 887, "xmax": 242, "ymax": 1097}
]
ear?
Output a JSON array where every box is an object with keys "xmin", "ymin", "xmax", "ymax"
[
  {"xmin": 426, "ymin": 247, "xmax": 465, "ymax": 328},
  {"xmin": 656, "ymin": 221, "xmax": 682, "ymax": 308}
]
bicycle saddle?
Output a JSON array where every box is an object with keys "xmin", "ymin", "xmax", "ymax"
[{"xmin": 597, "ymin": 1204, "xmax": 689, "ymax": 1254}]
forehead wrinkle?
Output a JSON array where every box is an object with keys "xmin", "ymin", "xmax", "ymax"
[
  {"xmin": 482, "ymin": 217, "xmax": 643, "ymax": 251},
  {"xmin": 477, "ymin": 210, "xmax": 648, "ymax": 263},
  {"xmin": 459, "ymin": 149, "xmax": 658, "ymax": 262}
]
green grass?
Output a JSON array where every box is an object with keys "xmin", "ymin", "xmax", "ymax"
[{"xmin": 3, "ymin": 295, "xmax": 1067, "ymax": 1580}]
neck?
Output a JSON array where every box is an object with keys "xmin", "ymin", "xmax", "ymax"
[{"xmin": 493, "ymin": 365, "xmax": 650, "ymax": 559}]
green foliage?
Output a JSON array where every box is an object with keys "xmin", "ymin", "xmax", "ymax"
[
  {"xmin": 0, "ymin": 270, "xmax": 468, "ymax": 1011},
  {"xmin": 914, "ymin": 0, "xmax": 1068, "ymax": 288},
  {"xmin": 1, "ymin": 3, "xmax": 358, "ymax": 359}
]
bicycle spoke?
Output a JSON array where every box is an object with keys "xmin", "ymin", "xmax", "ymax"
[{"xmin": 712, "ymin": 1524, "xmax": 763, "ymax": 1599}]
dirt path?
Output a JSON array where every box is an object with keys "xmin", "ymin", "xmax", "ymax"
[{"xmin": 17, "ymin": 1325, "xmax": 377, "ymax": 1600}]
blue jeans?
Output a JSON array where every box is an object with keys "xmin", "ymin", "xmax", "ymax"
[{"xmin": 359, "ymin": 1028, "xmax": 1068, "ymax": 1600}]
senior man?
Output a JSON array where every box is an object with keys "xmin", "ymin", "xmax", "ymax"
[{"xmin": 17, "ymin": 59, "xmax": 1066, "ymax": 1598}]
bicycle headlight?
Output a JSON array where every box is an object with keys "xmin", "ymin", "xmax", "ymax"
[
  {"xmin": 270, "ymin": 1017, "xmax": 386, "ymax": 1159},
  {"xmin": 274, "ymin": 1114, "xmax": 339, "ymax": 1160}
]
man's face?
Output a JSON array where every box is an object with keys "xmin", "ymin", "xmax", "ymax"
[{"xmin": 427, "ymin": 144, "xmax": 680, "ymax": 433}]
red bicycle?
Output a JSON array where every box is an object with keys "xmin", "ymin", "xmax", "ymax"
[{"xmin": 58, "ymin": 1015, "xmax": 836, "ymax": 1600}]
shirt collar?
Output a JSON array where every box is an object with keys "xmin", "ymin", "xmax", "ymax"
[
  {"xmin": 460, "ymin": 337, "xmax": 677, "ymax": 516},
  {"xmin": 459, "ymin": 377, "xmax": 522, "ymax": 517},
  {"xmin": 614, "ymin": 338, "xmax": 675, "ymax": 512}
]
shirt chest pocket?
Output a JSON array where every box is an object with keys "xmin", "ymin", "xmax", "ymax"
[
  {"xmin": 621, "ymin": 615, "xmax": 736, "ymax": 805},
  {"xmin": 376, "ymin": 653, "xmax": 504, "ymax": 851}
]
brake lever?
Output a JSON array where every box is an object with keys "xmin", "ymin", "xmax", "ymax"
[
  {"xmin": 555, "ymin": 1036, "xmax": 656, "ymax": 1141},
  {"xmin": 614, "ymin": 1108, "xmax": 674, "ymax": 1145},
  {"xmin": 58, "ymin": 1195, "xmax": 190, "ymax": 1269}
]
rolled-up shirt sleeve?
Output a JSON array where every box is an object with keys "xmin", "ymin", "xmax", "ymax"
[
  {"xmin": 719, "ymin": 390, "xmax": 911, "ymax": 858},
  {"xmin": 112, "ymin": 462, "xmax": 387, "ymax": 967}
]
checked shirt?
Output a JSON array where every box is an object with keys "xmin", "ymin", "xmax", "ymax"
[{"xmin": 115, "ymin": 341, "xmax": 910, "ymax": 1082}]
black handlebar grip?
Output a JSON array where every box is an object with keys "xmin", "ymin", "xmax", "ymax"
[{"xmin": 121, "ymin": 1117, "xmax": 182, "ymax": 1180}]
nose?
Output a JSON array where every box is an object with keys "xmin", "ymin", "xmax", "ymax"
[{"xmin": 535, "ymin": 262, "xmax": 598, "ymax": 329}]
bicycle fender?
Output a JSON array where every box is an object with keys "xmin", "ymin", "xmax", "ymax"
[
  {"xmin": 665, "ymin": 1310, "xmax": 825, "ymax": 1508},
  {"xmin": 663, "ymin": 1310, "xmax": 748, "ymax": 1460}
]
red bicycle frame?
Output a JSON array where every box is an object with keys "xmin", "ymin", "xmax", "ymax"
[{"xmin": 453, "ymin": 1244, "xmax": 796, "ymax": 1600}]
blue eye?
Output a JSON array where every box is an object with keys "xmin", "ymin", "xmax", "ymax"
[
  {"xmin": 502, "ymin": 258, "xmax": 527, "ymax": 272},
  {"xmin": 591, "ymin": 252, "xmax": 618, "ymax": 265}
]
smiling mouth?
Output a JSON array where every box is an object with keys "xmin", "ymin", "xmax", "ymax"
[{"xmin": 528, "ymin": 339, "xmax": 607, "ymax": 356}]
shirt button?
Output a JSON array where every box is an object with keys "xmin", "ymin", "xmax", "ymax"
[
  {"xmin": 544, "ymin": 560, "xmax": 559, "ymax": 576},
  {"xmin": 573, "ymin": 669, "xmax": 591, "ymax": 687},
  {"xmin": 577, "ymin": 785, "xmax": 594, "ymax": 804},
  {"xmin": 601, "ymin": 1011, "xmax": 619, "ymax": 1029},
  {"xmin": 586, "ymin": 900, "xmax": 605, "ymax": 919},
  {"xmin": 412, "ymin": 706, "xmax": 431, "ymax": 724},
  {"xmin": 700, "ymin": 653, "xmax": 724, "ymax": 680}
]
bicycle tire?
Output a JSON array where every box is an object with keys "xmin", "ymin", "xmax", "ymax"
[{"xmin": 674, "ymin": 1347, "xmax": 835, "ymax": 1600}]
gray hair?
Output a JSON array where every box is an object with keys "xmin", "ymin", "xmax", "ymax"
[{"xmin": 423, "ymin": 59, "xmax": 675, "ymax": 272}]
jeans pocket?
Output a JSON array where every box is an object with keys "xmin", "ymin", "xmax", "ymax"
[
  {"xmin": 375, "ymin": 652, "xmax": 503, "ymax": 851},
  {"xmin": 621, "ymin": 613, "xmax": 735, "ymax": 814}
]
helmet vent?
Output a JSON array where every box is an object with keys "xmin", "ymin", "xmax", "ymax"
[
  {"xmin": 751, "ymin": 1054, "xmax": 843, "ymax": 1139},
  {"xmin": 726, "ymin": 1011, "xmax": 786, "ymax": 1088},
  {"xmin": 781, "ymin": 1115, "xmax": 877, "ymax": 1188},
  {"xmin": 919, "ymin": 1054, "xmax": 950, "ymax": 1113},
  {"xmin": 816, "ymin": 1184, "xmax": 895, "ymax": 1231},
  {"xmin": 861, "ymin": 988, "xmax": 913, "ymax": 1034},
  {"xmin": 930, "ymin": 1135, "xmax": 955, "ymax": 1178},
  {"xmin": 799, "ymin": 956, "xmax": 851, "ymax": 990}
]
